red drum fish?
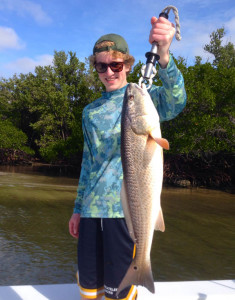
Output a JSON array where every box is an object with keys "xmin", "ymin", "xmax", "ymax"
[{"xmin": 117, "ymin": 83, "xmax": 169, "ymax": 295}]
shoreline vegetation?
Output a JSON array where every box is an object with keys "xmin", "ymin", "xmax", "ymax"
[{"xmin": 0, "ymin": 148, "xmax": 233, "ymax": 193}]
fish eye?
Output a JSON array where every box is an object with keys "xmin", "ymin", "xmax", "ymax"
[{"xmin": 129, "ymin": 95, "xmax": 134, "ymax": 101}]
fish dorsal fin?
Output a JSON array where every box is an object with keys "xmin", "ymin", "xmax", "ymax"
[
  {"xmin": 120, "ymin": 180, "xmax": 136, "ymax": 242},
  {"xmin": 155, "ymin": 207, "xmax": 165, "ymax": 232}
]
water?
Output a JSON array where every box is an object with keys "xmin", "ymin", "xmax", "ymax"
[
  {"xmin": 0, "ymin": 166, "xmax": 78, "ymax": 286},
  {"xmin": 0, "ymin": 166, "xmax": 234, "ymax": 286},
  {"xmin": 152, "ymin": 188, "xmax": 235, "ymax": 281}
]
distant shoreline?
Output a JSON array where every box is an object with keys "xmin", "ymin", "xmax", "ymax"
[
  {"xmin": 0, "ymin": 148, "xmax": 234, "ymax": 193},
  {"xmin": 163, "ymin": 153, "xmax": 234, "ymax": 193}
]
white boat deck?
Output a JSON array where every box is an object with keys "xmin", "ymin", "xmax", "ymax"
[{"xmin": 0, "ymin": 280, "xmax": 234, "ymax": 300}]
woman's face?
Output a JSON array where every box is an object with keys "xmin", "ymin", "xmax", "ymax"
[{"xmin": 95, "ymin": 52, "xmax": 130, "ymax": 92}]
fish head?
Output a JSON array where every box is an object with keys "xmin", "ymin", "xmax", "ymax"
[{"xmin": 123, "ymin": 83, "xmax": 159, "ymax": 135}]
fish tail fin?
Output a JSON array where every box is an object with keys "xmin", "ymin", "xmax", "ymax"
[{"xmin": 116, "ymin": 259, "xmax": 155, "ymax": 296}]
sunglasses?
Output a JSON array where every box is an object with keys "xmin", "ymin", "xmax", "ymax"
[{"xmin": 95, "ymin": 62, "xmax": 124, "ymax": 73}]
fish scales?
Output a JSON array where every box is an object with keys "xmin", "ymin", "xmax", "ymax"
[{"xmin": 117, "ymin": 83, "xmax": 167, "ymax": 296}]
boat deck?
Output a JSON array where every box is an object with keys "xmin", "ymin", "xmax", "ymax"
[{"xmin": 0, "ymin": 280, "xmax": 234, "ymax": 299}]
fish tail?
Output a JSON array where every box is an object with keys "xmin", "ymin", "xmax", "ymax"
[{"xmin": 116, "ymin": 259, "xmax": 155, "ymax": 296}]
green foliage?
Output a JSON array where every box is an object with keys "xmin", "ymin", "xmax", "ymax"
[
  {"xmin": 0, "ymin": 79, "xmax": 12, "ymax": 117},
  {"xmin": 204, "ymin": 27, "xmax": 235, "ymax": 68},
  {"xmin": 127, "ymin": 61, "xmax": 143, "ymax": 84},
  {"xmin": 0, "ymin": 118, "xmax": 34, "ymax": 154},
  {"xmin": 0, "ymin": 51, "xmax": 103, "ymax": 163},
  {"xmin": 162, "ymin": 54, "xmax": 235, "ymax": 154}
]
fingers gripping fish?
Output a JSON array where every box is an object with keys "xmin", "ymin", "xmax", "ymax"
[{"xmin": 117, "ymin": 83, "xmax": 169, "ymax": 296}]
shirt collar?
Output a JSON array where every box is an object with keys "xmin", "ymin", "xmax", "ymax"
[{"xmin": 102, "ymin": 85, "xmax": 128, "ymax": 99}]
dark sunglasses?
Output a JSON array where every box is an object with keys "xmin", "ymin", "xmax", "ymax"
[{"xmin": 94, "ymin": 62, "xmax": 124, "ymax": 73}]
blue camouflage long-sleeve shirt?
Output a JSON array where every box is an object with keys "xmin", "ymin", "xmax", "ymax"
[{"xmin": 74, "ymin": 55, "xmax": 186, "ymax": 217}]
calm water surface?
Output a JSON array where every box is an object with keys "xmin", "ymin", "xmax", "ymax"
[{"xmin": 0, "ymin": 165, "xmax": 234, "ymax": 286}]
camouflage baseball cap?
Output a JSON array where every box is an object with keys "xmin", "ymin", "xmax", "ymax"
[{"xmin": 93, "ymin": 33, "xmax": 129, "ymax": 55}]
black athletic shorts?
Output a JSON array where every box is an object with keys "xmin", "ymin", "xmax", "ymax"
[{"xmin": 77, "ymin": 218, "xmax": 137, "ymax": 299}]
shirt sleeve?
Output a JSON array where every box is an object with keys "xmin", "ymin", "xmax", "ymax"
[
  {"xmin": 73, "ymin": 111, "xmax": 92, "ymax": 214},
  {"xmin": 149, "ymin": 54, "xmax": 187, "ymax": 122}
]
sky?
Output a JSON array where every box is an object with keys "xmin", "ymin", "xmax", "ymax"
[{"xmin": 0, "ymin": 0, "xmax": 235, "ymax": 79}]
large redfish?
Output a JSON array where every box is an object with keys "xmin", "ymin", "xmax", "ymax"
[{"xmin": 117, "ymin": 83, "xmax": 169, "ymax": 295}]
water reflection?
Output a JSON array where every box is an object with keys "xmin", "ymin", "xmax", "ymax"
[
  {"xmin": 0, "ymin": 166, "xmax": 78, "ymax": 285},
  {"xmin": 0, "ymin": 166, "xmax": 234, "ymax": 285},
  {"xmin": 152, "ymin": 188, "xmax": 235, "ymax": 281}
]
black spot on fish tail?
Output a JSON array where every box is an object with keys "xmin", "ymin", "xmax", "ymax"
[{"xmin": 116, "ymin": 259, "xmax": 155, "ymax": 296}]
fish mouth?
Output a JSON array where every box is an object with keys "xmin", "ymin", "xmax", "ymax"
[{"xmin": 127, "ymin": 82, "xmax": 144, "ymax": 94}]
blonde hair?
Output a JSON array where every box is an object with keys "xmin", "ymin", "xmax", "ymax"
[{"xmin": 89, "ymin": 41, "xmax": 135, "ymax": 74}]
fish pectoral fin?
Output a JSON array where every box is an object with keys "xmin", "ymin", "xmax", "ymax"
[
  {"xmin": 154, "ymin": 137, "xmax": 170, "ymax": 150},
  {"xmin": 120, "ymin": 180, "xmax": 136, "ymax": 242},
  {"xmin": 155, "ymin": 208, "xmax": 165, "ymax": 232},
  {"xmin": 150, "ymin": 129, "xmax": 169, "ymax": 150}
]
